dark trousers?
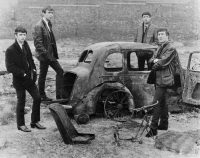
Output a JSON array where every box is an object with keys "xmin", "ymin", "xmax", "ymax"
[
  {"xmin": 15, "ymin": 84, "xmax": 41, "ymax": 127},
  {"xmin": 150, "ymin": 86, "xmax": 169, "ymax": 130},
  {"xmin": 137, "ymin": 52, "xmax": 153, "ymax": 71},
  {"xmin": 38, "ymin": 60, "xmax": 64, "ymax": 98}
]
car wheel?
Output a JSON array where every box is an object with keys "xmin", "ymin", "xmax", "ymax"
[{"xmin": 104, "ymin": 90, "xmax": 131, "ymax": 119}]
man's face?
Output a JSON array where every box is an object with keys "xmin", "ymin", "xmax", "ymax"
[
  {"xmin": 142, "ymin": 15, "xmax": 151, "ymax": 24},
  {"xmin": 15, "ymin": 32, "xmax": 26, "ymax": 44},
  {"xmin": 158, "ymin": 31, "xmax": 169, "ymax": 43},
  {"xmin": 43, "ymin": 10, "xmax": 54, "ymax": 20}
]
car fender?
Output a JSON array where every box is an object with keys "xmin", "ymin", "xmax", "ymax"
[{"xmin": 73, "ymin": 82, "xmax": 135, "ymax": 115}]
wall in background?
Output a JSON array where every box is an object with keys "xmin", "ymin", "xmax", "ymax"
[{"xmin": 0, "ymin": 0, "xmax": 199, "ymax": 41}]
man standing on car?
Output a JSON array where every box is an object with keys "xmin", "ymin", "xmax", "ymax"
[
  {"xmin": 134, "ymin": 12, "xmax": 158, "ymax": 70},
  {"xmin": 5, "ymin": 26, "xmax": 46, "ymax": 132},
  {"xmin": 33, "ymin": 6, "xmax": 64, "ymax": 101},
  {"xmin": 146, "ymin": 28, "xmax": 181, "ymax": 137}
]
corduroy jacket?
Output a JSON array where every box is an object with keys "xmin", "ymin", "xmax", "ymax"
[{"xmin": 149, "ymin": 41, "xmax": 181, "ymax": 87}]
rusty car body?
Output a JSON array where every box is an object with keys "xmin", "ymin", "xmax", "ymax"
[
  {"xmin": 62, "ymin": 42, "xmax": 200, "ymax": 120},
  {"xmin": 182, "ymin": 51, "xmax": 200, "ymax": 105},
  {"xmin": 63, "ymin": 42, "xmax": 157, "ymax": 118}
]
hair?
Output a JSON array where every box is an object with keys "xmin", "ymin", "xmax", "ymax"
[
  {"xmin": 142, "ymin": 12, "xmax": 151, "ymax": 17},
  {"xmin": 157, "ymin": 28, "xmax": 170, "ymax": 36},
  {"xmin": 42, "ymin": 5, "xmax": 54, "ymax": 13},
  {"xmin": 14, "ymin": 26, "xmax": 27, "ymax": 34}
]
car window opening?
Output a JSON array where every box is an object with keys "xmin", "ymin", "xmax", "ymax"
[
  {"xmin": 190, "ymin": 53, "xmax": 200, "ymax": 71},
  {"xmin": 127, "ymin": 51, "xmax": 153, "ymax": 71},
  {"xmin": 79, "ymin": 50, "xmax": 93, "ymax": 63},
  {"xmin": 104, "ymin": 52, "xmax": 123, "ymax": 72}
]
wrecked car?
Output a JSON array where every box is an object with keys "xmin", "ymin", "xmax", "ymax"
[
  {"xmin": 62, "ymin": 42, "xmax": 157, "ymax": 120},
  {"xmin": 61, "ymin": 42, "xmax": 199, "ymax": 122}
]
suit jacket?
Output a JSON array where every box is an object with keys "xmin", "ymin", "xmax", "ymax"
[
  {"xmin": 33, "ymin": 19, "xmax": 58, "ymax": 61},
  {"xmin": 134, "ymin": 22, "xmax": 158, "ymax": 44},
  {"xmin": 5, "ymin": 40, "xmax": 37, "ymax": 89},
  {"xmin": 150, "ymin": 41, "xmax": 181, "ymax": 87}
]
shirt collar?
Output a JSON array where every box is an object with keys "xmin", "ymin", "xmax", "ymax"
[
  {"xmin": 17, "ymin": 41, "xmax": 23, "ymax": 49},
  {"xmin": 143, "ymin": 22, "xmax": 151, "ymax": 28},
  {"xmin": 158, "ymin": 41, "xmax": 169, "ymax": 48},
  {"xmin": 42, "ymin": 17, "xmax": 50, "ymax": 30},
  {"xmin": 43, "ymin": 17, "xmax": 48, "ymax": 24}
]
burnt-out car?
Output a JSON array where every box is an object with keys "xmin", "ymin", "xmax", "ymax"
[
  {"xmin": 57, "ymin": 42, "xmax": 200, "ymax": 123},
  {"xmin": 62, "ymin": 42, "xmax": 158, "ymax": 120}
]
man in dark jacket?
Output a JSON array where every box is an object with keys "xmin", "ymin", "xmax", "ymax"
[
  {"xmin": 146, "ymin": 28, "xmax": 181, "ymax": 137},
  {"xmin": 33, "ymin": 6, "xmax": 64, "ymax": 101},
  {"xmin": 134, "ymin": 12, "xmax": 158, "ymax": 70},
  {"xmin": 5, "ymin": 26, "xmax": 46, "ymax": 132}
]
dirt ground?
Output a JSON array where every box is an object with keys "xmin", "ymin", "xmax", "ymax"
[{"xmin": 0, "ymin": 38, "xmax": 200, "ymax": 158}]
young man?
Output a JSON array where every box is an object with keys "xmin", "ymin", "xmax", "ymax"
[
  {"xmin": 5, "ymin": 26, "xmax": 46, "ymax": 132},
  {"xmin": 134, "ymin": 12, "xmax": 158, "ymax": 70},
  {"xmin": 146, "ymin": 28, "xmax": 181, "ymax": 137},
  {"xmin": 33, "ymin": 6, "xmax": 64, "ymax": 101}
]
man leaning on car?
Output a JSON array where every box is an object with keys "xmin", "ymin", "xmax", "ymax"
[
  {"xmin": 146, "ymin": 28, "xmax": 181, "ymax": 137},
  {"xmin": 33, "ymin": 5, "xmax": 64, "ymax": 101}
]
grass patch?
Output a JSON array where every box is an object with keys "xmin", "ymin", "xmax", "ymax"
[
  {"xmin": 0, "ymin": 112, "xmax": 15, "ymax": 125},
  {"xmin": 0, "ymin": 96, "xmax": 16, "ymax": 125}
]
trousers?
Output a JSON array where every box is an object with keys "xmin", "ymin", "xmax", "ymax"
[
  {"xmin": 38, "ymin": 60, "xmax": 64, "ymax": 99},
  {"xmin": 15, "ymin": 84, "xmax": 41, "ymax": 127},
  {"xmin": 150, "ymin": 86, "xmax": 169, "ymax": 130},
  {"xmin": 137, "ymin": 52, "xmax": 153, "ymax": 71}
]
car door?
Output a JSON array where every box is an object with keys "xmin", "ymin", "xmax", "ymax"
[
  {"xmin": 182, "ymin": 51, "xmax": 200, "ymax": 106},
  {"xmin": 122, "ymin": 50, "xmax": 155, "ymax": 108},
  {"xmin": 101, "ymin": 47, "xmax": 125, "ymax": 83}
]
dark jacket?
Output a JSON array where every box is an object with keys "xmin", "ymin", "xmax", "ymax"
[
  {"xmin": 5, "ymin": 40, "xmax": 37, "ymax": 88},
  {"xmin": 150, "ymin": 41, "xmax": 181, "ymax": 87},
  {"xmin": 134, "ymin": 22, "xmax": 158, "ymax": 45},
  {"xmin": 33, "ymin": 19, "xmax": 58, "ymax": 61}
]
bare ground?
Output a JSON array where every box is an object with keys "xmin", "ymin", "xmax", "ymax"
[{"xmin": 0, "ymin": 38, "xmax": 200, "ymax": 158}]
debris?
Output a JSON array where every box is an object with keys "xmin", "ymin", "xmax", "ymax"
[{"xmin": 155, "ymin": 130, "xmax": 200, "ymax": 154}]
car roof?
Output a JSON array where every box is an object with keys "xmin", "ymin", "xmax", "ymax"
[{"xmin": 85, "ymin": 42, "xmax": 157, "ymax": 51}]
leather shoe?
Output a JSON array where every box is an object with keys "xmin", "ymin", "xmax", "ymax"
[
  {"xmin": 30, "ymin": 122, "xmax": 46, "ymax": 129},
  {"xmin": 18, "ymin": 125, "xmax": 31, "ymax": 132},
  {"xmin": 145, "ymin": 128, "xmax": 157, "ymax": 137},
  {"xmin": 41, "ymin": 96, "xmax": 52, "ymax": 101}
]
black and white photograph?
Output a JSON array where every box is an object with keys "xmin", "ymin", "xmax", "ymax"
[{"xmin": 0, "ymin": 0, "xmax": 200, "ymax": 157}]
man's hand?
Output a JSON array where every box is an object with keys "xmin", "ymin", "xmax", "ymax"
[
  {"xmin": 153, "ymin": 58, "xmax": 159, "ymax": 63},
  {"xmin": 152, "ymin": 62, "xmax": 161, "ymax": 70}
]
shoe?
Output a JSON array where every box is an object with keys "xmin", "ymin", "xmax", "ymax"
[
  {"xmin": 41, "ymin": 96, "xmax": 52, "ymax": 102},
  {"xmin": 18, "ymin": 125, "xmax": 31, "ymax": 132},
  {"xmin": 145, "ymin": 128, "xmax": 157, "ymax": 137},
  {"xmin": 158, "ymin": 125, "xmax": 168, "ymax": 130},
  {"xmin": 30, "ymin": 122, "xmax": 46, "ymax": 129}
]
